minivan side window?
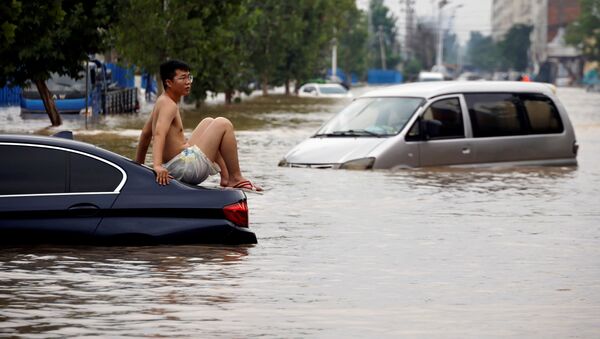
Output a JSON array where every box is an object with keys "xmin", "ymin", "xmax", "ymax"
[
  {"xmin": 406, "ymin": 97, "xmax": 464, "ymax": 140},
  {"xmin": 520, "ymin": 94, "xmax": 563, "ymax": 134},
  {"xmin": 465, "ymin": 93, "xmax": 526, "ymax": 137},
  {"xmin": 0, "ymin": 145, "xmax": 67, "ymax": 195}
]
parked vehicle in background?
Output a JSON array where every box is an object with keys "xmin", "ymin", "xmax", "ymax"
[
  {"xmin": 279, "ymin": 81, "xmax": 578, "ymax": 170},
  {"xmin": 417, "ymin": 71, "xmax": 445, "ymax": 82},
  {"xmin": 456, "ymin": 72, "xmax": 485, "ymax": 81},
  {"xmin": 20, "ymin": 61, "xmax": 138, "ymax": 116},
  {"xmin": 0, "ymin": 132, "xmax": 257, "ymax": 245},
  {"xmin": 298, "ymin": 83, "xmax": 353, "ymax": 98}
]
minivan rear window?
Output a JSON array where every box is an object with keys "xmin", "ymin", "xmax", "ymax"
[
  {"xmin": 465, "ymin": 93, "xmax": 526, "ymax": 137},
  {"xmin": 521, "ymin": 94, "xmax": 563, "ymax": 134},
  {"xmin": 465, "ymin": 93, "xmax": 563, "ymax": 137}
]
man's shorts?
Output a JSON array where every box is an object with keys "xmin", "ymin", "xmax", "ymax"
[{"xmin": 164, "ymin": 146, "xmax": 220, "ymax": 185}]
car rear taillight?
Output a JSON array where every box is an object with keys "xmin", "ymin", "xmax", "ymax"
[{"xmin": 223, "ymin": 200, "xmax": 249, "ymax": 228}]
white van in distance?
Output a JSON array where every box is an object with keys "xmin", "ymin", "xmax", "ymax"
[{"xmin": 279, "ymin": 81, "xmax": 578, "ymax": 170}]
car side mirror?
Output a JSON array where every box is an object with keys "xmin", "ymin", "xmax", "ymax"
[{"xmin": 420, "ymin": 119, "xmax": 442, "ymax": 140}]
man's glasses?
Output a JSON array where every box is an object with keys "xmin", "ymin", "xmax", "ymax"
[{"xmin": 175, "ymin": 74, "xmax": 193, "ymax": 83}]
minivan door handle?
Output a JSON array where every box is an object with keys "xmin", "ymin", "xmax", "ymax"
[
  {"xmin": 461, "ymin": 147, "xmax": 471, "ymax": 155},
  {"xmin": 68, "ymin": 203, "xmax": 100, "ymax": 217}
]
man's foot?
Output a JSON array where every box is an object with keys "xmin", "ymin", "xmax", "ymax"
[{"xmin": 231, "ymin": 180, "xmax": 263, "ymax": 192}]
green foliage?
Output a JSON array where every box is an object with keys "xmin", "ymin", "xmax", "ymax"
[
  {"xmin": 337, "ymin": 2, "xmax": 369, "ymax": 82},
  {"xmin": 466, "ymin": 31, "xmax": 499, "ymax": 71},
  {"xmin": 368, "ymin": 0, "xmax": 401, "ymax": 69},
  {"xmin": 566, "ymin": 0, "xmax": 600, "ymax": 62},
  {"xmin": 111, "ymin": 0, "xmax": 247, "ymax": 102},
  {"xmin": 498, "ymin": 24, "xmax": 533, "ymax": 72},
  {"xmin": 0, "ymin": 0, "xmax": 117, "ymax": 87},
  {"xmin": 403, "ymin": 58, "xmax": 423, "ymax": 81}
]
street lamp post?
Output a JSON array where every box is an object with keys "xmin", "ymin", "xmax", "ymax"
[{"xmin": 435, "ymin": 0, "xmax": 449, "ymax": 70}]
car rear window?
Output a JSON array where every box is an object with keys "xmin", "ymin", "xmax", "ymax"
[
  {"xmin": 465, "ymin": 93, "xmax": 564, "ymax": 137},
  {"xmin": 465, "ymin": 93, "xmax": 526, "ymax": 137},
  {"xmin": 520, "ymin": 94, "xmax": 563, "ymax": 134},
  {"xmin": 0, "ymin": 144, "xmax": 123, "ymax": 196},
  {"xmin": 69, "ymin": 152, "xmax": 122, "ymax": 192}
]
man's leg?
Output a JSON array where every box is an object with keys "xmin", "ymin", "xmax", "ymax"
[
  {"xmin": 189, "ymin": 118, "xmax": 229, "ymax": 186},
  {"xmin": 188, "ymin": 117, "xmax": 257, "ymax": 189}
]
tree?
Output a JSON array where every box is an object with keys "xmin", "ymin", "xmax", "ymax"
[
  {"xmin": 337, "ymin": 5, "xmax": 369, "ymax": 86},
  {"xmin": 498, "ymin": 24, "xmax": 533, "ymax": 72},
  {"xmin": 412, "ymin": 21, "xmax": 437, "ymax": 70},
  {"xmin": 566, "ymin": 0, "xmax": 600, "ymax": 63},
  {"xmin": 368, "ymin": 0, "xmax": 401, "ymax": 69},
  {"xmin": 0, "ymin": 0, "xmax": 118, "ymax": 126},
  {"xmin": 246, "ymin": 1, "xmax": 291, "ymax": 96},
  {"xmin": 465, "ymin": 31, "xmax": 498, "ymax": 72},
  {"xmin": 111, "ymin": 0, "xmax": 246, "ymax": 104}
]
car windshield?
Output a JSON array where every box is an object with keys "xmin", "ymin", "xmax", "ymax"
[
  {"xmin": 46, "ymin": 72, "xmax": 87, "ymax": 92},
  {"xmin": 314, "ymin": 97, "xmax": 424, "ymax": 137},
  {"xmin": 319, "ymin": 86, "xmax": 347, "ymax": 94}
]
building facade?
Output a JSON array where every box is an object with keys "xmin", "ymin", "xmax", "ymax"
[{"xmin": 491, "ymin": 0, "xmax": 582, "ymax": 83}]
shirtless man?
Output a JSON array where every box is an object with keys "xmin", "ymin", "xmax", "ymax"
[{"xmin": 135, "ymin": 59, "xmax": 261, "ymax": 191}]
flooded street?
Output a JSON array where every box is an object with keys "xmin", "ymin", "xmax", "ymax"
[{"xmin": 1, "ymin": 87, "xmax": 600, "ymax": 337}]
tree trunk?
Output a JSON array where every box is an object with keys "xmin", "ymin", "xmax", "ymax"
[
  {"xmin": 284, "ymin": 79, "xmax": 290, "ymax": 95},
  {"xmin": 35, "ymin": 79, "xmax": 62, "ymax": 126},
  {"xmin": 261, "ymin": 74, "xmax": 269, "ymax": 96},
  {"xmin": 343, "ymin": 68, "xmax": 352, "ymax": 89},
  {"xmin": 225, "ymin": 90, "xmax": 233, "ymax": 104}
]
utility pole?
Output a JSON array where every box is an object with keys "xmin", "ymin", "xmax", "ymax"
[
  {"xmin": 436, "ymin": 0, "xmax": 449, "ymax": 70},
  {"xmin": 378, "ymin": 25, "xmax": 387, "ymax": 70},
  {"xmin": 331, "ymin": 37, "xmax": 338, "ymax": 80},
  {"xmin": 400, "ymin": 0, "xmax": 415, "ymax": 60}
]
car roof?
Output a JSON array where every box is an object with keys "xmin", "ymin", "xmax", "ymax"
[
  {"xmin": 0, "ymin": 133, "xmax": 131, "ymax": 165},
  {"xmin": 302, "ymin": 83, "xmax": 345, "ymax": 88},
  {"xmin": 360, "ymin": 81, "xmax": 556, "ymax": 99}
]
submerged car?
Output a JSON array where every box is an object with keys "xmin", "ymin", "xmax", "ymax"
[
  {"xmin": 298, "ymin": 83, "xmax": 353, "ymax": 98},
  {"xmin": 279, "ymin": 81, "xmax": 578, "ymax": 170},
  {"xmin": 0, "ymin": 133, "xmax": 257, "ymax": 245}
]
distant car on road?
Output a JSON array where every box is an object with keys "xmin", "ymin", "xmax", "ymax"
[
  {"xmin": 298, "ymin": 83, "xmax": 353, "ymax": 98},
  {"xmin": 456, "ymin": 72, "xmax": 485, "ymax": 81},
  {"xmin": 418, "ymin": 71, "xmax": 445, "ymax": 82},
  {"xmin": 0, "ymin": 132, "xmax": 257, "ymax": 245},
  {"xmin": 279, "ymin": 81, "xmax": 578, "ymax": 170}
]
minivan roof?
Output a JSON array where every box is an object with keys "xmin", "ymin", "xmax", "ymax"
[{"xmin": 361, "ymin": 81, "xmax": 556, "ymax": 99}]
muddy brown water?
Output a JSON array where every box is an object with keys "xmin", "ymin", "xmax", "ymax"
[{"xmin": 1, "ymin": 87, "xmax": 599, "ymax": 337}]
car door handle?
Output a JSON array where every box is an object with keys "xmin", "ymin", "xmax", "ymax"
[
  {"xmin": 68, "ymin": 203, "xmax": 100, "ymax": 217},
  {"xmin": 462, "ymin": 147, "xmax": 471, "ymax": 155}
]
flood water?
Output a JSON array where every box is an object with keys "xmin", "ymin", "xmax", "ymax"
[{"xmin": 1, "ymin": 87, "xmax": 599, "ymax": 337}]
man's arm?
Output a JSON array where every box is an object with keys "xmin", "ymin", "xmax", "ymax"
[
  {"xmin": 135, "ymin": 117, "xmax": 152, "ymax": 164},
  {"xmin": 152, "ymin": 102, "xmax": 177, "ymax": 185}
]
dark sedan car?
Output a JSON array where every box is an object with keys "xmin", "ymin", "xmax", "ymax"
[{"xmin": 0, "ymin": 132, "xmax": 257, "ymax": 245}]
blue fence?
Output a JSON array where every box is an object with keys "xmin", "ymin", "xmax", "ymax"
[
  {"xmin": 0, "ymin": 86, "xmax": 21, "ymax": 106},
  {"xmin": 106, "ymin": 63, "xmax": 135, "ymax": 88},
  {"xmin": 0, "ymin": 64, "xmax": 135, "ymax": 107},
  {"xmin": 367, "ymin": 69, "xmax": 403, "ymax": 84}
]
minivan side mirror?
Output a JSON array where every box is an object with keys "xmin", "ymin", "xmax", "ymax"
[{"xmin": 420, "ymin": 119, "xmax": 442, "ymax": 140}]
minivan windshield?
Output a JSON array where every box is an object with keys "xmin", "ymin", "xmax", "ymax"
[{"xmin": 314, "ymin": 97, "xmax": 424, "ymax": 137}]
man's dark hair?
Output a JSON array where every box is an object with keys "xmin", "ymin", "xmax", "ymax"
[{"xmin": 160, "ymin": 59, "xmax": 190, "ymax": 89}]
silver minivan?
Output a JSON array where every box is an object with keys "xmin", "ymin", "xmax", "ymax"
[{"xmin": 279, "ymin": 81, "xmax": 578, "ymax": 170}]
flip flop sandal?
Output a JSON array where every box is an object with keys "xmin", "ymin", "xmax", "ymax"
[{"xmin": 232, "ymin": 180, "xmax": 263, "ymax": 194}]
